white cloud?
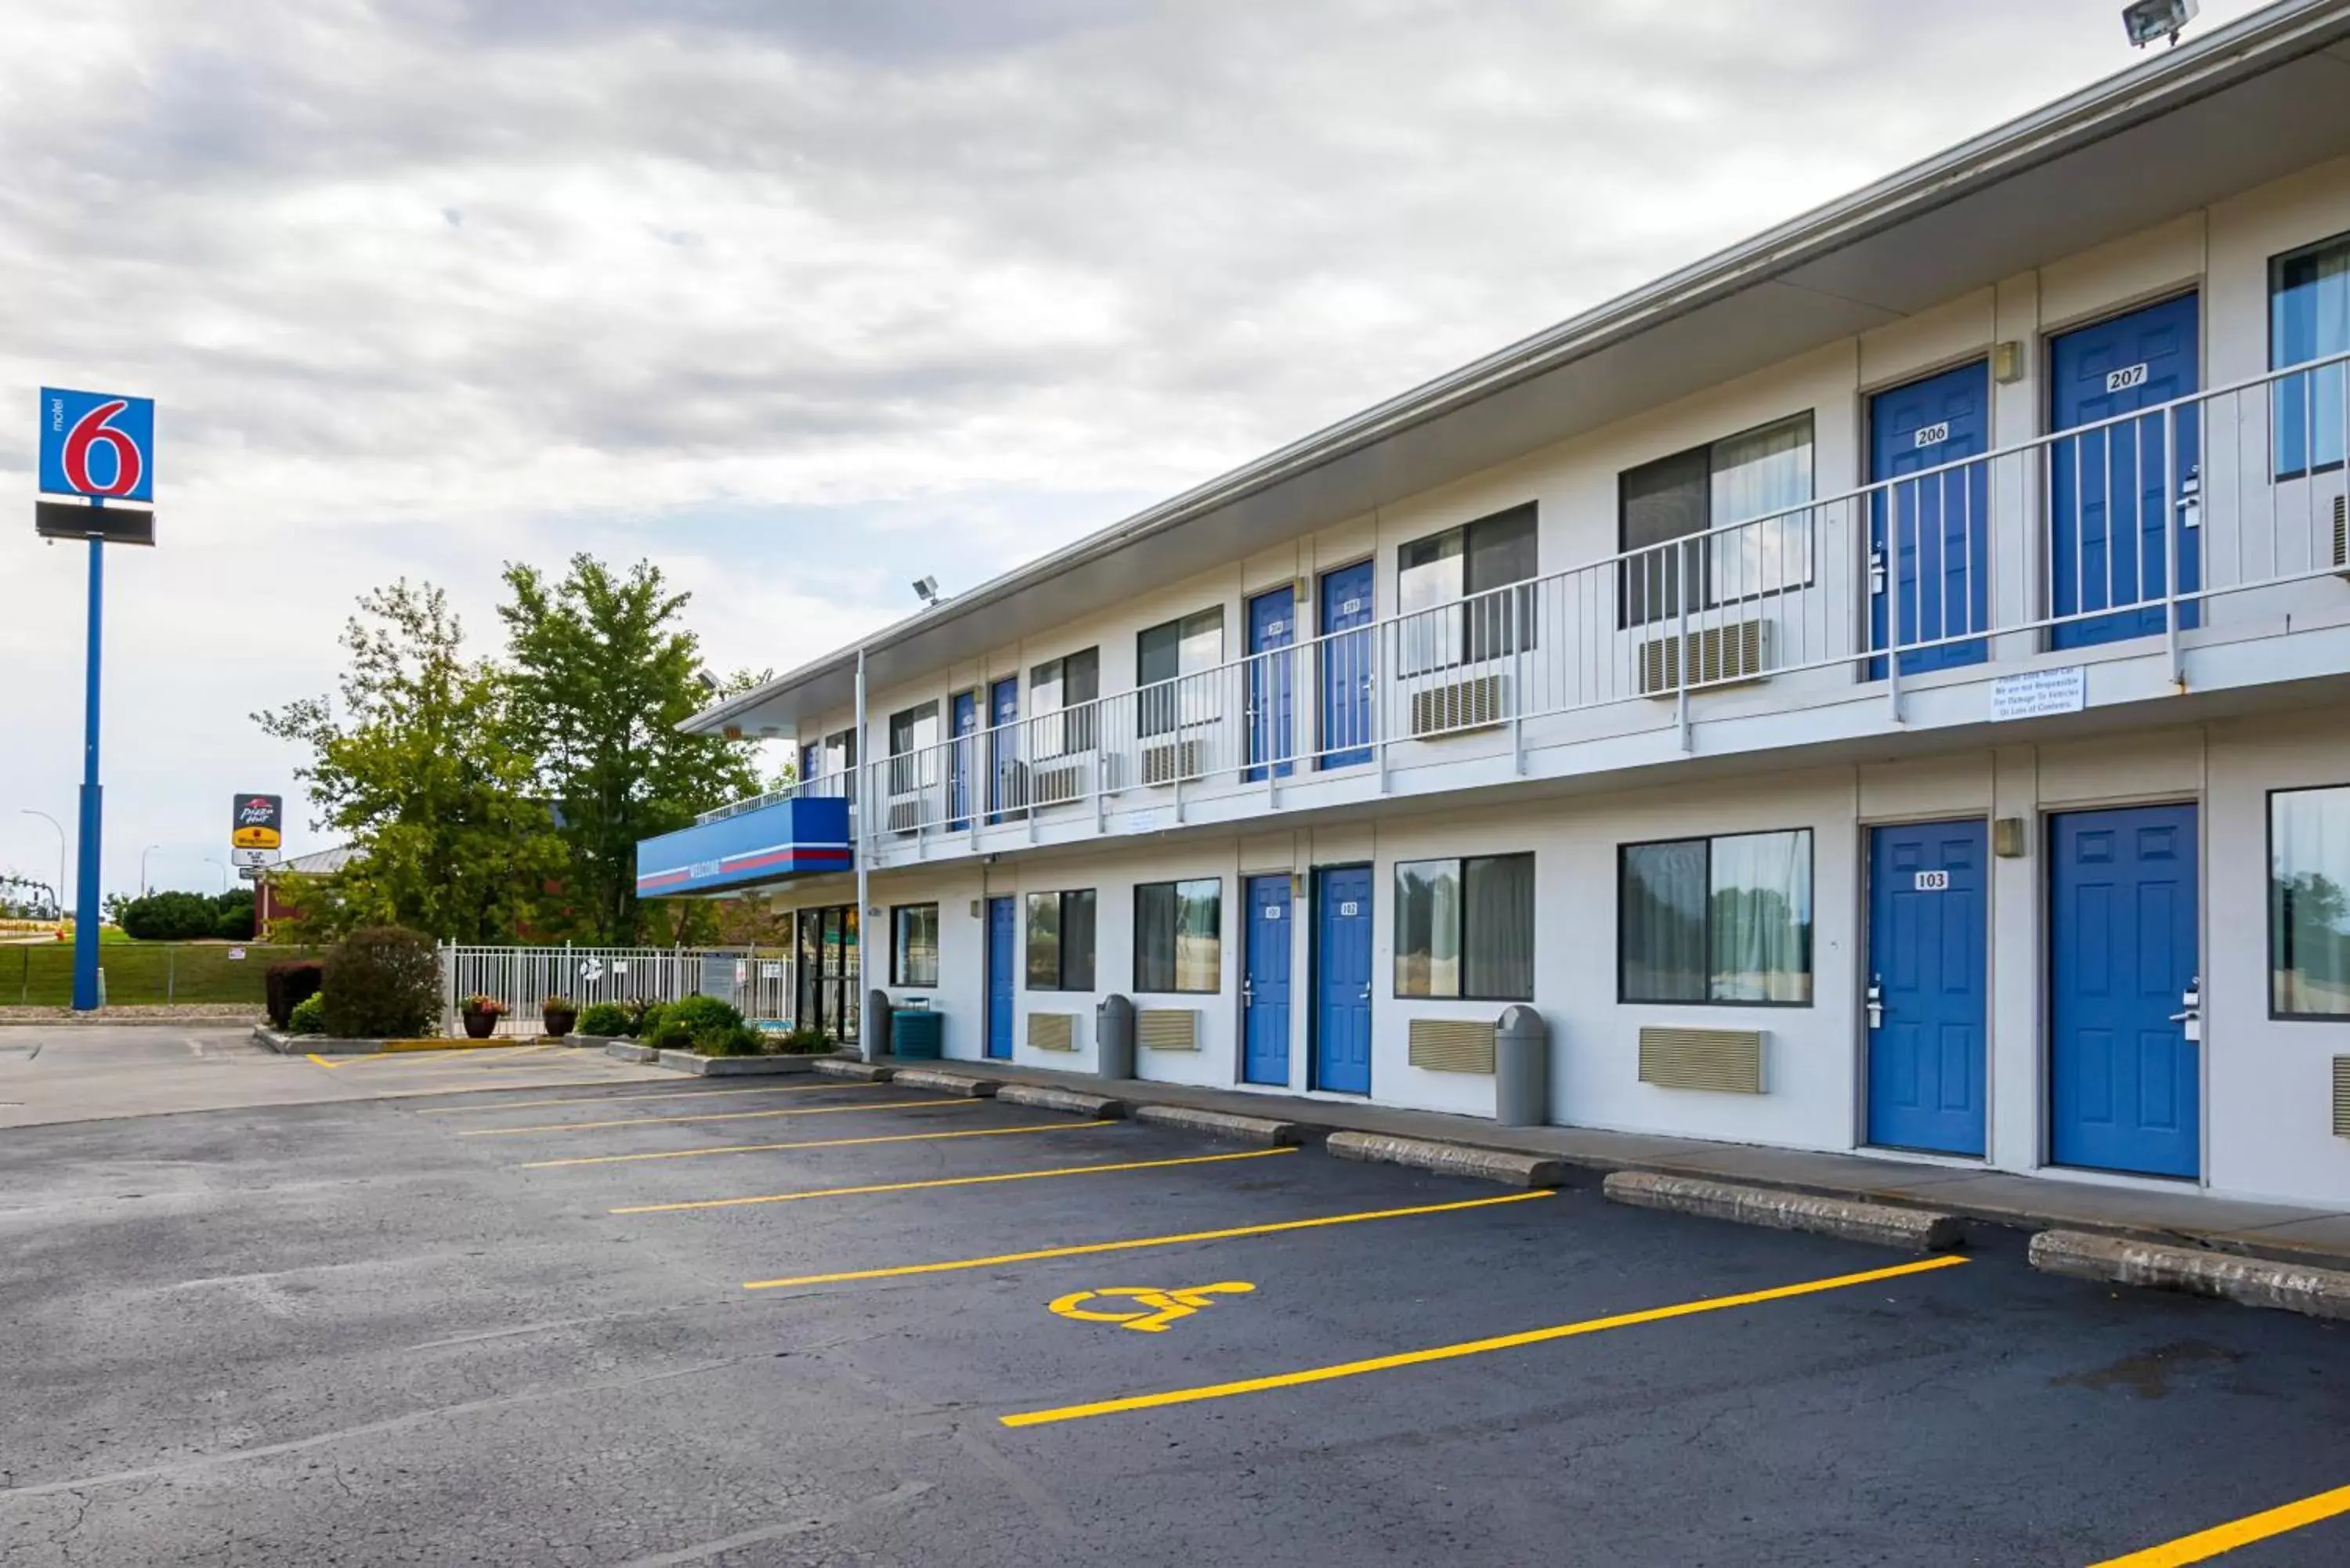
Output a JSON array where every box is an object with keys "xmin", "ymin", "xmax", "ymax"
[{"xmin": 0, "ymin": 0, "xmax": 2273, "ymax": 897}]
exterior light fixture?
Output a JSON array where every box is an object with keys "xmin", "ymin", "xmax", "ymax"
[{"xmin": 2122, "ymin": 0, "xmax": 2196, "ymax": 48}]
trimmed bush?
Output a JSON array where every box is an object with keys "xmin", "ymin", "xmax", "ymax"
[
  {"xmin": 265, "ymin": 959, "xmax": 325, "ymax": 1028},
  {"xmin": 635, "ymin": 1002, "xmax": 667, "ymax": 1042},
  {"xmin": 320, "ymin": 926, "xmax": 441, "ymax": 1040},
  {"xmin": 778, "ymin": 1028, "xmax": 830, "ymax": 1053},
  {"xmin": 577, "ymin": 1001, "xmax": 630, "ymax": 1038},
  {"xmin": 287, "ymin": 993, "xmax": 327, "ymax": 1035},
  {"xmin": 664, "ymin": 994, "xmax": 744, "ymax": 1038},
  {"xmin": 649, "ymin": 1020, "xmax": 695, "ymax": 1050},
  {"xmin": 696, "ymin": 1022, "xmax": 764, "ymax": 1057}
]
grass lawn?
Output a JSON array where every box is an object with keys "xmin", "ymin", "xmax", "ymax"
[{"xmin": 0, "ymin": 943, "xmax": 319, "ymax": 1008}]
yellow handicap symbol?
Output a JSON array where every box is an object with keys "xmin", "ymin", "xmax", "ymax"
[{"xmin": 1047, "ymin": 1281, "xmax": 1256, "ymax": 1334}]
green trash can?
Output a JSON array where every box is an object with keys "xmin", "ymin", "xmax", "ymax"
[{"xmin": 892, "ymin": 1008, "xmax": 942, "ymax": 1060}]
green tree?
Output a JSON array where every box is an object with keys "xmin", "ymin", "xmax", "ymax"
[
  {"xmin": 498, "ymin": 555, "xmax": 764, "ymax": 945},
  {"xmin": 255, "ymin": 581, "xmax": 566, "ymax": 944}
]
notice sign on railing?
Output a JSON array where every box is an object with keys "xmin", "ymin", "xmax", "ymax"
[{"xmin": 1990, "ymin": 666, "xmax": 2087, "ymax": 722}]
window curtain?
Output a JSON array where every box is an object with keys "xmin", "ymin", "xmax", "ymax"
[
  {"xmin": 1062, "ymin": 891, "xmax": 1097, "ymax": 992},
  {"xmin": 2274, "ymin": 238, "xmax": 2348, "ymax": 477},
  {"xmin": 1135, "ymin": 883, "xmax": 1177, "ymax": 992},
  {"xmin": 1463, "ymin": 855, "xmax": 1534, "ymax": 1002},
  {"xmin": 2273, "ymin": 786, "xmax": 2350, "ymax": 1016},
  {"xmin": 1708, "ymin": 831, "xmax": 1812, "ymax": 1003},
  {"xmin": 1710, "ymin": 414, "xmax": 1814, "ymax": 601},
  {"xmin": 1621, "ymin": 841, "xmax": 1708, "ymax": 1001},
  {"xmin": 1398, "ymin": 531, "xmax": 1465, "ymax": 677},
  {"xmin": 1025, "ymin": 893, "xmax": 1060, "ymax": 989}
]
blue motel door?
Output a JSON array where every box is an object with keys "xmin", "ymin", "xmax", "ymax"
[
  {"xmin": 1246, "ymin": 586, "xmax": 1296, "ymax": 782},
  {"xmin": 1865, "ymin": 819, "xmax": 1987, "ymax": 1156},
  {"xmin": 948, "ymin": 690, "xmax": 977, "ymax": 830},
  {"xmin": 2048, "ymin": 294, "xmax": 2201, "ymax": 649},
  {"xmin": 985, "ymin": 896, "xmax": 1016, "ymax": 1060},
  {"xmin": 2049, "ymin": 805, "xmax": 2200, "ymax": 1178},
  {"xmin": 1868, "ymin": 360, "xmax": 1990, "ymax": 677},
  {"xmin": 1313, "ymin": 865, "xmax": 1372, "ymax": 1094},
  {"xmin": 1242, "ymin": 875, "xmax": 1293, "ymax": 1086},
  {"xmin": 1318, "ymin": 561, "xmax": 1374, "ymax": 769}
]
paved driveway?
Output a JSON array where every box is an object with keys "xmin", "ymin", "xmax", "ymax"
[{"xmin": 1, "ymin": 1068, "xmax": 2344, "ymax": 1566}]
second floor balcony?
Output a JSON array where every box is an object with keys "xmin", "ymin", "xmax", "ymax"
[{"xmin": 704, "ymin": 349, "xmax": 2350, "ymax": 873}]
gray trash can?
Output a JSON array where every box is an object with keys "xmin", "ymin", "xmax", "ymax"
[
  {"xmin": 1096, "ymin": 993, "xmax": 1135, "ymax": 1081},
  {"xmin": 866, "ymin": 988, "xmax": 893, "ymax": 1062},
  {"xmin": 1495, "ymin": 1005, "xmax": 1549, "ymax": 1127}
]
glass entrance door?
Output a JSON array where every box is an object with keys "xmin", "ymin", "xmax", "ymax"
[{"xmin": 794, "ymin": 905, "xmax": 862, "ymax": 1043}]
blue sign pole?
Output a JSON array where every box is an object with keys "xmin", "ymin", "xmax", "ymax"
[{"xmin": 74, "ymin": 531, "xmax": 103, "ymax": 1010}]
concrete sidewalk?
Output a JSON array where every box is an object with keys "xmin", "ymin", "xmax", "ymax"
[{"xmin": 874, "ymin": 1055, "xmax": 2350, "ymax": 1271}]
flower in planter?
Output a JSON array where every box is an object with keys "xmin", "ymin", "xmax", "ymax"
[
  {"xmin": 540, "ymin": 994, "xmax": 580, "ymax": 1038},
  {"xmin": 461, "ymin": 993, "xmax": 509, "ymax": 1016}
]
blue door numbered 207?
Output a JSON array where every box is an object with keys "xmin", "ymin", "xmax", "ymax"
[
  {"xmin": 1312, "ymin": 865, "xmax": 1372, "ymax": 1095},
  {"xmin": 1242, "ymin": 875, "xmax": 1292, "ymax": 1086},
  {"xmin": 1865, "ymin": 819, "xmax": 1987, "ymax": 1156},
  {"xmin": 2048, "ymin": 294, "xmax": 2201, "ymax": 649},
  {"xmin": 1246, "ymin": 587, "xmax": 1296, "ymax": 782},
  {"xmin": 948, "ymin": 690, "xmax": 978, "ymax": 830},
  {"xmin": 1869, "ymin": 360, "xmax": 1990, "ymax": 677},
  {"xmin": 1318, "ymin": 561, "xmax": 1373, "ymax": 770}
]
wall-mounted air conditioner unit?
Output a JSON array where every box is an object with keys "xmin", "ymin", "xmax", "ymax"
[
  {"xmin": 1408, "ymin": 673, "xmax": 1510, "ymax": 737},
  {"xmin": 1637, "ymin": 619, "xmax": 1773, "ymax": 698},
  {"xmin": 2330, "ymin": 494, "xmax": 2348, "ymax": 577},
  {"xmin": 1029, "ymin": 757, "xmax": 1091, "ymax": 807},
  {"xmin": 1141, "ymin": 736, "xmax": 1208, "ymax": 786}
]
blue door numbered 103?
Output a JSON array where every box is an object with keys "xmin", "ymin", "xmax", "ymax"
[
  {"xmin": 1865, "ymin": 820, "xmax": 1987, "ymax": 1156},
  {"xmin": 1242, "ymin": 875, "xmax": 1292, "ymax": 1086},
  {"xmin": 1312, "ymin": 865, "xmax": 1372, "ymax": 1095},
  {"xmin": 985, "ymin": 896, "xmax": 1017, "ymax": 1060}
]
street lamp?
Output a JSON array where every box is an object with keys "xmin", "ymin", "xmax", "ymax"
[
  {"xmin": 201, "ymin": 857, "xmax": 228, "ymax": 893},
  {"xmin": 20, "ymin": 810, "xmax": 67, "ymax": 921},
  {"xmin": 140, "ymin": 844, "xmax": 161, "ymax": 897}
]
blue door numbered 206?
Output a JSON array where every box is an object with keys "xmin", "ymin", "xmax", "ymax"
[
  {"xmin": 1246, "ymin": 586, "xmax": 1296, "ymax": 782},
  {"xmin": 1869, "ymin": 361, "xmax": 1990, "ymax": 677}
]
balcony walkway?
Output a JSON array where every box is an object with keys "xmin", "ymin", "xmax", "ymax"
[{"xmin": 870, "ymin": 1053, "xmax": 2350, "ymax": 1274}]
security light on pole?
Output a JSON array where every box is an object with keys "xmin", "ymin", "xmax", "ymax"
[{"xmin": 2122, "ymin": 0, "xmax": 2196, "ymax": 47}]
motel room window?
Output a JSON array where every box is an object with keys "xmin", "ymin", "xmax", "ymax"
[
  {"xmin": 2272, "ymin": 785, "xmax": 2350, "ymax": 1018},
  {"xmin": 1397, "ymin": 502, "xmax": 1538, "ymax": 674},
  {"xmin": 1137, "ymin": 608, "xmax": 1224, "ymax": 736},
  {"xmin": 1030, "ymin": 647, "xmax": 1100, "ymax": 756},
  {"xmin": 1619, "ymin": 829, "xmax": 1813, "ymax": 1004},
  {"xmin": 1134, "ymin": 879, "xmax": 1222, "ymax": 993},
  {"xmin": 1025, "ymin": 889, "xmax": 1097, "ymax": 992},
  {"xmin": 1394, "ymin": 854, "xmax": 1535, "ymax": 1001},
  {"xmin": 1619, "ymin": 414, "xmax": 1814, "ymax": 627},
  {"xmin": 2272, "ymin": 231, "xmax": 2348, "ymax": 479},
  {"xmin": 886, "ymin": 701, "xmax": 938, "ymax": 795},
  {"xmin": 892, "ymin": 903, "xmax": 940, "ymax": 988}
]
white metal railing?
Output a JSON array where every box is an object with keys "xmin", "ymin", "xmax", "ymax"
[
  {"xmin": 442, "ymin": 943, "xmax": 797, "ymax": 1039},
  {"xmin": 700, "ymin": 349, "xmax": 2350, "ymax": 846},
  {"xmin": 696, "ymin": 767, "xmax": 856, "ymax": 826}
]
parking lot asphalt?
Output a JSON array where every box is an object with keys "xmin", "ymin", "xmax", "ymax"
[{"xmin": 2, "ymin": 1071, "xmax": 2346, "ymax": 1566}]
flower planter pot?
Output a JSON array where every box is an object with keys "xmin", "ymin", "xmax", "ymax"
[
  {"xmin": 543, "ymin": 1007, "xmax": 577, "ymax": 1039},
  {"xmin": 461, "ymin": 1010, "xmax": 500, "ymax": 1039}
]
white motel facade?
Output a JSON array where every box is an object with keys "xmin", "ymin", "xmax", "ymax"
[{"xmin": 640, "ymin": 1, "xmax": 2350, "ymax": 1212}]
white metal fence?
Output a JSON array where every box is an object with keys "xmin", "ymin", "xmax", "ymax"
[{"xmin": 442, "ymin": 943, "xmax": 797, "ymax": 1039}]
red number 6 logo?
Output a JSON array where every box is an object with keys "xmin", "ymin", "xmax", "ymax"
[{"xmin": 63, "ymin": 399, "xmax": 143, "ymax": 497}]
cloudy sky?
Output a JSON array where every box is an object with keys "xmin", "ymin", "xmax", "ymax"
[{"xmin": 0, "ymin": 0, "xmax": 2268, "ymax": 905}]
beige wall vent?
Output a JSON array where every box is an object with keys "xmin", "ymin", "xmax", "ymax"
[
  {"xmin": 1637, "ymin": 620, "xmax": 1772, "ymax": 695},
  {"xmin": 1408, "ymin": 674, "xmax": 1509, "ymax": 737},
  {"xmin": 2334, "ymin": 1056, "xmax": 2350, "ymax": 1138},
  {"xmin": 1027, "ymin": 1012, "xmax": 1077, "ymax": 1052},
  {"xmin": 1408, "ymin": 1017, "xmax": 1497, "ymax": 1074},
  {"xmin": 1137, "ymin": 1009, "xmax": 1199, "ymax": 1052},
  {"xmin": 1639, "ymin": 1026, "xmax": 1764, "ymax": 1093}
]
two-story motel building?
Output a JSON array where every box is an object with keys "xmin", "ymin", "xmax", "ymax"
[{"xmin": 640, "ymin": 0, "xmax": 2350, "ymax": 1212}]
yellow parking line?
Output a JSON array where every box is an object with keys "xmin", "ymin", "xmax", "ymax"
[
  {"xmin": 999, "ymin": 1253, "xmax": 1967, "ymax": 1429},
  {"xmin": 522, "ymin": 1118, "xmax": 1119, "ymax": 1169},
  {"xmin": 613, "ymin": 1147, "xmax": 1298, "ymax": 1214},
  {"xmin": 745, "ymin": 1190, "xmax": 1551, "ymax": 1291},
  {"xmin": 415, "ymin": 1081, "xmax": 881, "ymax": 1115},
  {"xmin": 2089, "ymin": 1482, "xmax": 2350, "ymax": 1566},
  {"xmin": 460, "ymin": 1097, "xmax": 980, "ymax": 1137}
]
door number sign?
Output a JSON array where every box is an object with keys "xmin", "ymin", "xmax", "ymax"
[
  {"xmin": 1049, "ymin": 1281, "xmax": 1255, "ymax": 1334},
  {"xmin": 1913, "ymin": 870, "xmax": 1950, "ymax": 891},
  {"xmin": 2106, "ymin": 363, "xmax": 2149, "ymax": 394}
]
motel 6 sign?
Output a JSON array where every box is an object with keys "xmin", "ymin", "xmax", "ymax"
[{"xmin": 39, "ymin": 388, "xmax": 155, "ymax": 504}]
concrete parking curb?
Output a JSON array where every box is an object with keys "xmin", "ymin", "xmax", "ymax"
[
  {"xmin": 995, "ymin": 1083, "xmax": 1128, "ymax": 1118},
  {"xmin": 603, "ymin": 1042, "xmax": 659, "ymax": 1064},
  {"xmin": 1603, "ymin": 1171, "xmax": 1965, "ymax": 1252},
  {"xmin": 1132, "ymin": 1104, "xmax": 1302, "ymax": 1145},
  {"xmin": 812, "ymin": 1059, "xmax": 894, "ymax": 1082},
  {"xmin": 890, "ymin": 1066, "xmax": 1002, "ymax": 1097},
  {"xmin": 1325, "ymin": 1130, "xmax": 1567, "ymax": 1187},
  {"xmin": 652, "ymin": 1050, "xmax": 821, "ymax": 1077},
  {"xmin": 2029, "ymin": 1230, "xmax": 2350, "ymax": 1321}
]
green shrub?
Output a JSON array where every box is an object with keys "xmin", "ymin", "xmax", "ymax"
[
  {"xmin": 649, "ymin": 1020, "xmax": 694, "ymax": 1050},
  {"xmin": 266, "ymin": 959, "xmax": 325, "ymax": 1028},
  {"xmin": 213, "ymin": 889, "xmax": 257, "ymax": 941},
  {"xmin": 118, "ymin": 891, "xmax": 221, "ymax": 941},
  {"xmin": 320, "ymin": 926, "xmax": 441, "ymax": 1039},
  {"xmin": 665, "ymin": 993, "xmax": 744, "ymax": 1037},
  {"xmin": 778, "ymin": 1028, "xmax": 831, "ymax": 1053},
  {"xmin": 635, "ymin": 1002, "xmax": 667, "ymax": 1041},
  {"xmin": 287, "ymin": 993, "xmax": 327, "ymax": 1035},
  {"xmin": 577, "ymin": 1002, "xmax": 631, "ymax": 1038},
  {"xmin": 695, "ymin": 1022, "xmax": 765, "ymax": 1056}
]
